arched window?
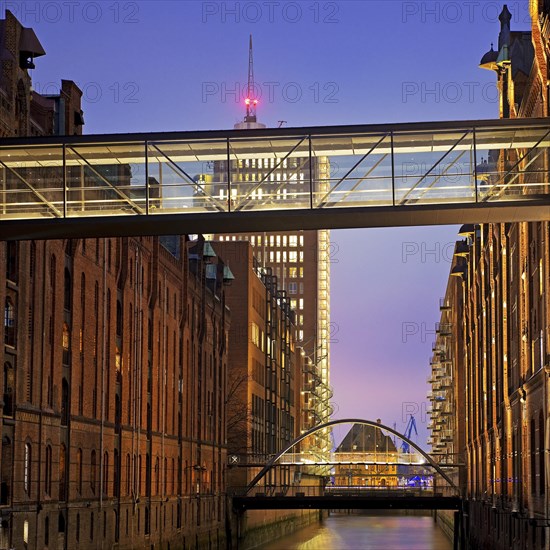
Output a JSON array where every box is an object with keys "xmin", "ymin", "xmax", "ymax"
[
  {"xmin": 23, "ymin": 442, "xmax": 31, "ymax": 496},
  {"xmin": 4, "ymin": 299, "xmax": 15, "ymax": 347},
  {"xmin": 144, "ymin": 506, "xmax": 150, "ymax": 535},
  {"xmin": 126, "ymin": 454, "xmax": 131, "ymax": 496},
  {"xmin": 62, "ymin": 324, "xmax": 70, "ymax": 365},
  {"xmin": 76, "ymin": 449, "xmax": 82, "ymax": 494},
  {"xmin": 61, "ymin": 379, "xmax": 69, "ymax": 426},
  {"xmin": 114, "ymin": 449, "xmax": 119, "ymax": 498},
  {"xmin": 164, "ymin": 457, "xmax": 168, "ymax": 494},
  {"xmin": 1, "ymin": 436, "xmax": 11, "ymax": 505},
  {"xmin": 3, "ymin": 362, "xmax": 14, "ymax": 417},
  {"xmin": 64, "ymin": 268, "xmax": 72, "ymax": 311},
  {"xmin": 6, "ymin": 242, "xmax": 17, "ymax": 282},
  {"xmin": 44, "ymin": 445, "xmax": 52, "ymax": 495},
  {"xmin": 103, "ymin": 451, "xmax": 109, "ymax": 497},
  {"xmin": 59, "ymin": 444, "xmax": 66, "ymax": 501},
  {"xmin": 44, "ymin": 516, "xmax": 49, "ymax": 547},
  {"xmin": 90, "ymin": 450, "xmax": 96, "ymax": 494},
  {"xmin": 155, "ymin": 457, "xmax": 159, "ymax": 495}
]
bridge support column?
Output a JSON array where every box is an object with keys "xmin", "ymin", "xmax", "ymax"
[{"xmin": 453, "ymin": 511, "xmax": 459, "ymax": 550}]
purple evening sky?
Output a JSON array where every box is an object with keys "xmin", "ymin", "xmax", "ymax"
[{"xmin": 21, "ymin": 0, "xmax": 530, "ymax": 448}]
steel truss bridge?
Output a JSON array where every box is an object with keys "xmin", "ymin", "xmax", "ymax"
[{"xmin": 0, "ymin": 117, "xmax": 549, "ymax": 240}]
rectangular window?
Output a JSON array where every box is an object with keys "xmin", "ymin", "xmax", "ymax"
[
  {"xmin": 288, "ymin": 283, "xmax": 297, "ymax": 295},
  {"xmin": 289, "ymin": 267, "xmax": 297, "ymax": 278},
  {"xmin": 289, "ymin": 252, "xmax": 297, "ymax": 263},
  {"xmin": 289, "ymin": 236, "xmax": 298, "ymax": 247}
]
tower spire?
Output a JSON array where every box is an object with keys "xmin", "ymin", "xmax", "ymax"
[
  {"xmin": 245, "ymin": 34, "xmax": 258, "ymax": 122},
  {"xmin": 234, "ymin": 35, "xmax": 265, "ymax": 130}
]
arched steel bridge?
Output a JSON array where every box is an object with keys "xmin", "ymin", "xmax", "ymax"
[
  {"xmin": 232, "ymin": 419, "xmax": 463, "ymax": 513},
  {"xmin": 0, "ymin": 117, "xmax": 549, "ymax": 240},
  {"xmin": 245, "ymin": 418, "xmax": 459, "ymax": 494}
]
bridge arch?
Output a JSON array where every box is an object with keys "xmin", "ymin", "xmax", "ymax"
[{"xmin": 246, "ymin": 418, "xmax": 460, "ymax": 495}]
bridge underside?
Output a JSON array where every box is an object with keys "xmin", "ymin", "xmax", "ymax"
[
  {"xmin": 233, "ymin": 495, "xmax": 462, "ymax": 511},
  {"xmin": 0, "ymin": 117, "xmax": 549, "ymax": 240},
  {"xmin": 1, "ymin": 200, "xmax": 549, "ymax": 241}
]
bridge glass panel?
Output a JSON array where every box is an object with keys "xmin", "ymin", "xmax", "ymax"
[
  {"xmin": 0, "ymin": 145, "xmax": 64, "ymax": 218},
  {"xmin": 147, "ymin": 139, "xmax": 229, "ymax": 214},
  {"xmin": 228, "ymin": 136, "xmax": 311, "ymax": 211},
  {"xmin": 475, "ymin": 127, "xmax": 550, "ymax": 201},
  {"xmin": 311, "ymin": 133, "xmax": 393, "ymax": 208},
  {"xmin": 65, "ymin": 142, "xmax": 146, "ymax": 217},
  {"xmin": 393, "ymin": 130, "xmax": 475, "ymax": 206}
]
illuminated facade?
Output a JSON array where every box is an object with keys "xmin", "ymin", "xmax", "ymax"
[
  {"xmin": 333, "ymin": 424, "xmax": 398, "ymax": 488},
  {"xmin": 431, "ymin": 4, "xmax": 550, "ymax": 548}
]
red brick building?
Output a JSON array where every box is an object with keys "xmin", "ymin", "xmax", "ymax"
[
  {"xmin": 431, "ymin": 3, "xmax": 550, "ymax": 548},
  {"xmin": 0, "ymin": 11, "xmax": 232, "ymax": 550}
]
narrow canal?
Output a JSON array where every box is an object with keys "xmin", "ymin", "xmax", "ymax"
[{"xmin": 259, "ymin": 514, "xmax": 452, "ymax": 550}]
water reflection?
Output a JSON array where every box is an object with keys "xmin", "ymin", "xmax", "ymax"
[{"xmin": 260, "ymin": 514, "xmax": 452, "ymax": 550}]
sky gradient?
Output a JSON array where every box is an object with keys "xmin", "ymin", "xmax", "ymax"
[{"xmin": 21, "ymin": 0, "xmax": 530, "ymax": 448}]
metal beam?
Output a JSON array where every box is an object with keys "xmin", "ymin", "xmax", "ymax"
[{"xmin": 1, "ymin": 199, "xmax": 549, "ymax": 241}]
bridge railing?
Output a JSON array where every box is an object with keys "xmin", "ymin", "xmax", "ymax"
[{"xmin": 229, "ymin": 483, "xmax": 460, "ymax": 499}]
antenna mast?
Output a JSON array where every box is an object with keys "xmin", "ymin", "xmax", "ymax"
[{"xmin": 245, "ymin": 35, "xmax": 258, "ymax": 122}]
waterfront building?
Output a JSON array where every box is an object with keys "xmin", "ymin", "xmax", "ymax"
[
  {"xmin": 333, "ymin": 423, "xmax": 398, "ymax": 489},
  {"xmin": 0, "ymin": 11, "xmax": 233, "ymax": 549},
  {"xmin": 430, "ymin": 3, "xmax": 550, "ymax": 548}
]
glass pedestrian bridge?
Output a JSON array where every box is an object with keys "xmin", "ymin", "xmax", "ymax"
[{"xmin": 0, "ymin": 117, "xmax": 549, "ymax": 240}]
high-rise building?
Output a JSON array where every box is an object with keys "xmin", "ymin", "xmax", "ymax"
[
  {"xmin": 430, "ymin": 4, "xmax": 550, "ymax": 548},
  {"xmin": 207, "ymin": 38, "xmax": 333, "ymax": 458}
]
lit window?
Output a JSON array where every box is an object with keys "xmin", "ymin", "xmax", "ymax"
[
  {"xmin": 276, "ymin": 235, "xmax": 281, "ymax": 246},
  {"xmin": 289, "ymin": 236, "xmax": 298, "ymax": 247},
  {"xmin": 282, "ymin": 236, "xmax": 287, "ymax": 246},
  {"xmin": 289, "ymin": 252, "xmax": 297, "ymax": 263},
  {"xmin": 289, "ymin": 267, "xmax": 298, "ymax": 278},
  {"xmin": 299, "ymin": 299, "xmax": 304, "ymax": 310},
  {"xmin": 24, "ymin": 442, "xmax": 31, "ymax": 495}
]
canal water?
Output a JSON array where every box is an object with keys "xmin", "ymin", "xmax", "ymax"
[{"xmin": 260, "ymin": 514, "xmax": 452, "ymax": 550}]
